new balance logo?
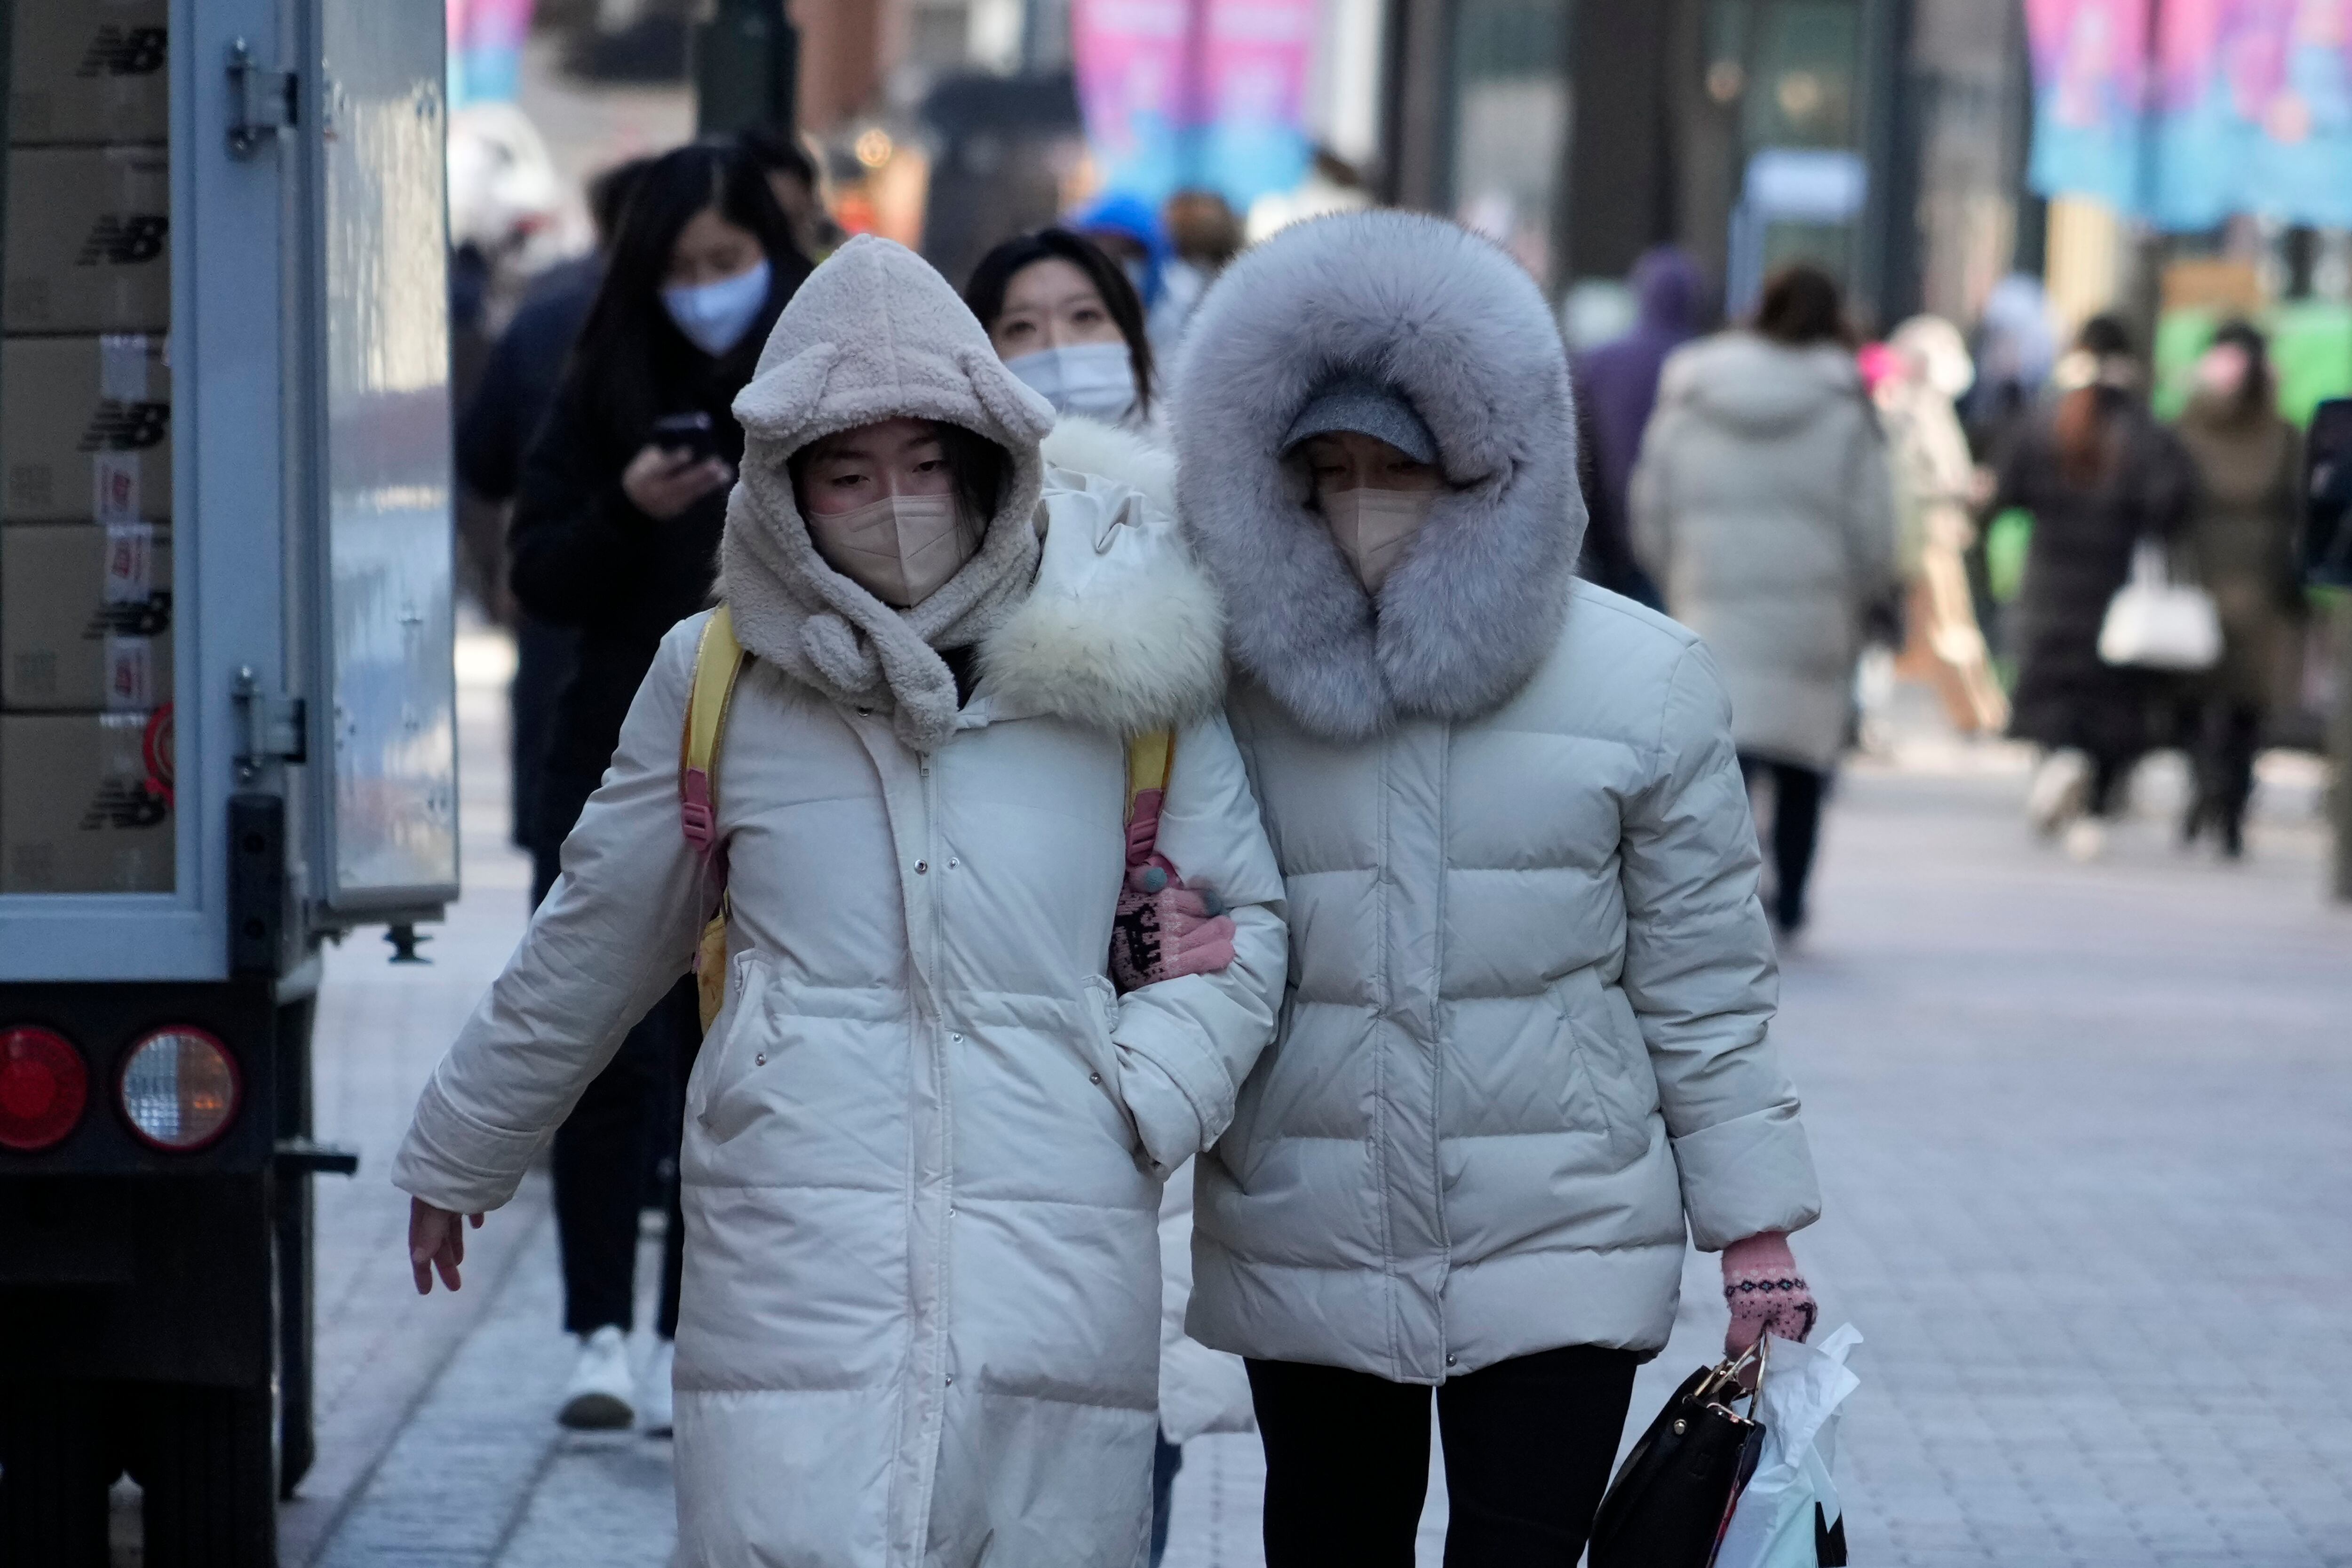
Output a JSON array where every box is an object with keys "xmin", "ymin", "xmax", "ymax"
[
  {"xmin": 78, "ymin": 401, "xmax": 169, "ymax": 452},
  {"xmin": 77, "ymin": 27, "xmax": 167, "ymax": 78},
  {"xmin": 76, "ymin": 215, "xmax": 167, "ymax": 267}
]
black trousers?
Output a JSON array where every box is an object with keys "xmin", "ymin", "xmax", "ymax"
[
  {"xmin": 1248, "ymin": 1346, "xmax": 1639, "ymax": 1568},
  {"xmin": 535, "ymin": 852, "xmax": 696, "ymax": 1338},
  {"xmin": 2187, "ymin": 697, "xmax": 2263, "ymax": 848},
  {"xmin": 1739, "ymin": 755, "xmax": 1827, "ymax": 931}
]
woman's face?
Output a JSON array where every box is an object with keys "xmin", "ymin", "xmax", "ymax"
[
  {"xmin": 667, "ymin": 206, "xmax": 766, "ymax": 289},
  {"xmin": 989, "ymin": 258, "xmax": 1125, "ymax": 359},
  {"xmin": 796, "ymin": 418, "xmax": 955, "ymax": 517},
  {"xmin": 2195, "ymin": 341, "xmax": 2252, "ymax": 400},
  {"xmin": 1301, "ymin": 431, "xmax": 1440, "ymax": 504}
]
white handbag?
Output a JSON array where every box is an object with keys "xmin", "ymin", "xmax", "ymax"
[{"xmin": 2097, "ymin": 541, "xmax": 2222, "ymax": 670}]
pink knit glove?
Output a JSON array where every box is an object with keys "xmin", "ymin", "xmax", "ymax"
[
  {"xmin": 1722, "ymin": 1231, "xmax": 1818, "ymax": 1355},
  {"xmin": 1110, "ymin": 864, "xmax": 1236, "ymax": 993}
]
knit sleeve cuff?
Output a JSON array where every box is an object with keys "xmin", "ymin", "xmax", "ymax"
[{"xmin": 1671, "ymin": 1102, "xmax": 1823, "ymax": 1251}]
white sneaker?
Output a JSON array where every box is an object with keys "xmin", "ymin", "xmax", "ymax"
[
  {"xmin": 2063, "ymin": 817, "xmax": 2107, "ymax": 863},
  {"xmin": 558, "ymin": 1324, "xmax": 636, "ymax": 1430},
  {"xmin": 640, "ymin": 1337, "xmax": 675, "ymax": 1436},
  {"xmin": 2028, "ymin": 748, "xmax": 2091, "ymax": 836}
]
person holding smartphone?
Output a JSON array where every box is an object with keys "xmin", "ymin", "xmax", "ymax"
[{"xmin": 504, "ymin": 140, "xmax": 811, "ymax": 1434}]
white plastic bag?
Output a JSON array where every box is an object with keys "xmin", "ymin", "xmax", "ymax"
[
  {"xmin": 1714, "ymin": 1324, "xmax": 1863, "ymax": 1568},
  {"xmin": 2097, "ymin": 541, "xmax": 2222, "ymax": 670}
]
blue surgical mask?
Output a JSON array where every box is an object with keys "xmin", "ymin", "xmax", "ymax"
[
  {"xmin": 662, "ymin": 258, "xmax": 773, "ymax": 357},
  {"xmin": 1005, "ymin": 342, "xmax": 1141, "ymax": 425}
]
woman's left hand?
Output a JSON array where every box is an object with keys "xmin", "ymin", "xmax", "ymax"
[{"xmin": 1722, "ymin": 1230, "xmax": 1818, "ymax": 1354}]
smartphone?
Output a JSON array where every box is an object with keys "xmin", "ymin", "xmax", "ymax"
[
  {"xmin": 650, "ymin": 411, "xmax": 717, "ymax": 464},
  {"xmin": 2306, "ymin": 398, "xmax": 2352, "ymax": 589}
]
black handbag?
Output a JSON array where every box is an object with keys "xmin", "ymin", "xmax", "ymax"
[{"xmin": 1588, "ymin": 1343, "xmax": 1768, "ymax": 1568}]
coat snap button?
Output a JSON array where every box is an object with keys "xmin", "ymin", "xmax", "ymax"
[
  {"xmin": 947, "ymin": 857, "xmax": 959, "ymax": 868},
  {"xmin": 755, "ymin": 1053, "xmax": 766, "ymax": 1066},
  {"xmin": 1089, "ymin": 1072, "xmax": 1102, "ymax": 1085},
  {"xmin": 950, "ymin": 1032, "xmax": 963, "ymax": 1043},
  {"xmin": 855, "ymin": 706, "xmax": 873, "ymax": 716},
  {"xmin": 915, "ymin": 861, "xmax": 929, "ymax": 874},
  {"xmin": 1446, "ymin": 1354, "xmax": 1457, "ymax": 1365}
]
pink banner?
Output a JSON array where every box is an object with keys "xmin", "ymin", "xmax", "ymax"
[{"xmin": 1072, "ymin": 0, "xmax": 1314, "ymax": 207}]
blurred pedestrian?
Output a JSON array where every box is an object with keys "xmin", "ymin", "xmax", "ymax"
[
  {"xmin": 401, "ymin": 235, "xmax": 1284, "ymax": 1568},
  {"xmin": 966, "ymin": 228, "xmax": 1156, "ymax": 432},
  {"xmin": 1067, "ymin": 190, "xmax": 1171, "ymax": 313},
  {"xmin": 504, "ymin": 141, "xmax": 810, "ymax": 1433},
  {"xmin": 458, "ymin": 155, "xmax": 651, "ymax": 855},
  {"xmin": 1632, "ymin": 263, "xmax": 1899, "ymax": 935},
  {"xmin": 1989, "ymin": 315, "xmax": 2198, "ymax": 860},
  {"xmin": 1174, "ymin": 211, "xmax": 1823, "ymax": 1566},
  {"xmin": 1875, "ymin": 314, "xmax": 2010, "ymax": 736},
  {"xmin": 1573, "ymin": 245, "xmax": 1705, "ymax": 605},
  {"xmin": 2172, "ymin": 321, "xmax": 2305, "ymax": 858},
  {"xmin": 1152, "ymin": 189, "xmax": 1243, "ymax": 353},
  {"xmin": 737, "ymin": 125, "xmax": 843, "ymax": 261}
]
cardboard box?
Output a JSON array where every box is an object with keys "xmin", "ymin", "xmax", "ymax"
[
  {"xmin": 0, "ymin": 709, "xmax": 174, "ymax": 892},
  {"xmin": 2, "ymin": 523, "xmax": 170, "ymax": 708},
  {"xmin": 1, "ymin": 334, "xmax": 170, "ymax": 521},
  {"xmin": 3, "ymin": 147, "xmax": 170, "ymax": 333},
  {"xmin": 8, "ymin": 1, "xmax": 170, "ymax": 146}
]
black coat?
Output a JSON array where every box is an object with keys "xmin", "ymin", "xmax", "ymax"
[
  {"xmin": 1992, "ymin": 400, "xmax": 2197, "ymax": 757},
  {"xmin": 508, "ymin": 282, "xmax": 790, "ymax": 861}
]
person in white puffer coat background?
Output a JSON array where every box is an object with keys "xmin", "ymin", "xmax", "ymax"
[
  {"xmin": 1171, "ymin": 210, "xmax": 1826, "ymax": 1566},
  {"xmin": 396, "ymin": 235, "xmax": 1287, "ymax": 1568}
]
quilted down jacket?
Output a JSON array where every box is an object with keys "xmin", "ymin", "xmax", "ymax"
[
  {"xmin": 1171, "ymin": 211, "xmax": 1820, "ymax": 1384},
  {"xmin": 395, "ymin": 240, "xmax": 1286, "ymax": 1568}
]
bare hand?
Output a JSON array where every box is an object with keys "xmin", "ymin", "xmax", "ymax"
[
  {"xmin": 409, "ymin": 1197, "xmax": 484, "ymax": 1295},
  {"xmin": 622, "ymin": 444, "xmax": 733, "ymax": 521}
]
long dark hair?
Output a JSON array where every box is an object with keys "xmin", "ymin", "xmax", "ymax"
[
  {"xmin": 564, "ymin": 142, "xmax": 811, "ymax": 444},
  {"xmin": 2055, "ymin": 314, "xmax": 2136, "ymax": 487},
  {"xmin": 963, "ymin": 228, "xmax": 1155, "ymax": 416}
]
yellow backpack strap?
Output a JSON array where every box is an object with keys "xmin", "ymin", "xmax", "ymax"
[
  {"xmin": 1123, "ymin": 728, "xmax": 1176, "ymax": 875},
  {"xmin": 681, "ymin": 605, "xmax": 747, "ymax": 1034},
  {"xmin": 680, "ymin": 605, "xmax": 747, "ymax": 865},
  {"xmin": 1124, "ymin": 728, "xmax": 1174, "ymax": 826}
]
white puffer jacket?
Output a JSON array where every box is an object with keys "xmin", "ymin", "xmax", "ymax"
[
  {"xmin": 394, "ymin": 242, "xmax": 1286, "ymax": 1568},
  {"xmin": 1173, "ymin": 212, "xmax": 1820, "ymax": 1384}
]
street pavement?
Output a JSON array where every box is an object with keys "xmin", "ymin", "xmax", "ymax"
[{"xmin": 254, "ymin": 638, "xmax": 2352, "ymax": 1568}]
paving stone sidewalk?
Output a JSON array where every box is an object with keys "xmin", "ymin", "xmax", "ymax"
[{"xmin": 283, "ymin": 649, "xmax": 2352, "ymax": 1567}]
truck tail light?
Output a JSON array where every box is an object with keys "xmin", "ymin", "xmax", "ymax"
[
  {"xmin": 118, "ymin": 1027, "xmax": 240, "ymax": 1152},
  {"xmin": 0, "ymin": 1027, "xmax": 89, "ymax": 1151}
]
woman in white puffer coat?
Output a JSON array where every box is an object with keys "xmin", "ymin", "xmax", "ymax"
[
  {"xmin": 395, "ymin": 236, "xmax": 1286, "ymax": 1568},
  {"xmin": 1171, "ymin": 211, "xmax": 1824, "ymax": 1565}
]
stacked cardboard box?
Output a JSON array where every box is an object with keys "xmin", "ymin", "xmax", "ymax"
[{"xmin": 0, "ymin": 0, "xmax": 173, "ymax": 892}]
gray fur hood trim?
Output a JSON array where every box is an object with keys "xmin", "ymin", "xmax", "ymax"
[
  {"xmin": 1171, "ymin": 211, "xmax": 1586, "ymax": 740},
  {"xmin": 975, "ymin": 417, "xmax": 1227, "ymax": 735}
]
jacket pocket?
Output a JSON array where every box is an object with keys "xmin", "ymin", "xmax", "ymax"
[
  {"xmin": 692, "ymin": 952, "xmax": 791, "ymax": 1145},
  {"xmin": 1076, "ymin": 975, "xmax": 1143, "ymax": 1156},
  {"xmin": 1554, "ymin": 995, "xmax": 1650, "ymax": 1163}
]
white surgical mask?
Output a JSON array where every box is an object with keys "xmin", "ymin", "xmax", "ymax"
[
  {"xmin": 1322, "ymin": 486, "xmax": 1434, "ymax": 593},
  {"xmin": 805, "ymin": 491, "xmax": 979, "ymax": 608},
  {"xmin": 662, "ymin": 258, "xmax": 773, "ymax": 357},
  {"xmin": 1004, "ymin": 342, "xmax": 1141, "ymax": 425}
]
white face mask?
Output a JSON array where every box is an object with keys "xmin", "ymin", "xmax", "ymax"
[
  {"xmin": 1322, "ymin": 486, "xmax": 1434, "ymax": 593},
  {"xmin": 1004, "ymin": 342, "xmax": 1140, "ymax": 425},
  {"xmin": 805, "ymin": 491, "xmax": 980, "ymax": 608},
  {"xmin": 661, "ymin": 258, "xmax": 772, "ymax": 357}
]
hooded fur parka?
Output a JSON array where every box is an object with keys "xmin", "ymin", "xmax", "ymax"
[
  {"xmin": 394, "ymin": 239, "xmax": 1286, "ymax": 1568},
  {"xmin": 1173, "ymin": 212, "xmax": 1820, "ymax": 1382}
]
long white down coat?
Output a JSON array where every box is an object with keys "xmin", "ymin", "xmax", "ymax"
[
  {"xmin": 394, "ymin": 260, "xmax": 1286, "ymax": 1565},
  {"xmin": 1172, "ymin": 213, "xmax": 1821, "ymax": 1384}
]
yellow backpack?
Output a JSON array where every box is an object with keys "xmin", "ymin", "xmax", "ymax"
[{"xmin": 679, "ymin": 605, "xmax": 1173, "ymax": 1032}]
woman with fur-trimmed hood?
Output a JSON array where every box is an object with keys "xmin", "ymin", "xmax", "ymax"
[
  {"xmin": 1172, "ymin": 211, "xmax": 1824, "ymax": 1562},
  {"xmin": 395, "ymin": 236, "xmax": 1286, "ymax": 1568}
]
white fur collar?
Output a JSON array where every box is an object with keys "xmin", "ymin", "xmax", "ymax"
[{"xmin": 976, "ymin": 418, "xmax": 1226, "ymax": 736}]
